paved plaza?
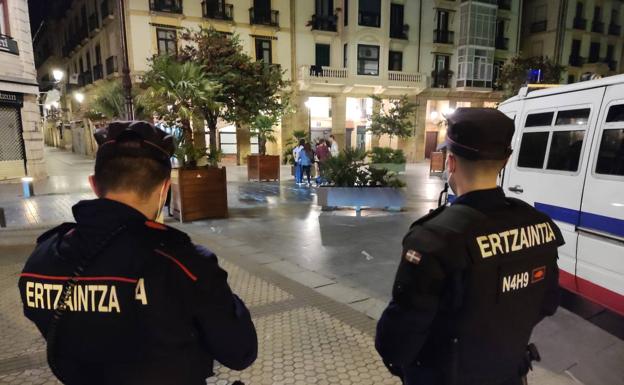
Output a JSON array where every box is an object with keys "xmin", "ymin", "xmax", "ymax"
[{"xmin": 0, "ymin": 148, "xmax": 623, "ymax": 385}]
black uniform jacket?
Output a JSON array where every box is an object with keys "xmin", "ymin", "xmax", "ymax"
[
  {"xmin": 18, "ymin": 198, "xmax": 257, "ymax": 385},
  {"xmin": 375, "ymin": 188, "xmax": 563, "ymax": 385}
]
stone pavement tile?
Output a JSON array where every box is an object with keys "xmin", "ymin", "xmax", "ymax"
[
  {"xmin": 219, "ymin": 259, "xmax": 293, "ymax": 307},
  {"xmin": 315, "ymin": 283, "xmax": 370, "ymax": 304},
  {"xmin": 349, "ymin": 298, "xmax": 388, "ymax": 321},
  {"xmin": 567, "ymin": 342, "xmax": 624, "ymax": 385},
  {"xmin": 265, "ymin": 260, "xmax": 307, "ymax": 276},
  {"xmin": 527, "ymin": 365, "xmax": 582, "ymax": 385},
  {"xmin": 0, "ymin": 366, "xmax": 59, "ymax": 385},
  {"xmin": 289, "ymin": 270, "xmax": 335, "ymax": 289},
  {"xmin": 206, "ymin": 307, "xmax": 400, "ymax": 385},
  {"xmin": 245, "ymin": 252, "xmax": 282, "ymax": 265}
]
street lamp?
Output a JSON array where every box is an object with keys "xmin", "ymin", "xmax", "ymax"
[
  {"xmin": 52, "ymin": 69, "xmax": 64, "ymax": 83},
  {"xmin": 74, "ymin": 92, "xmax": 85, "ymax": 104}
]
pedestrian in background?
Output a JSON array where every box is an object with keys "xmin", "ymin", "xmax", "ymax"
[
  {"xmin": 293, "ymin": 139, "xmax": 305, "ymax": 184},
  {"xmin": 376, "ymin": 108, "xmax": 562, "ymax": 385},
  {"xmin": 299, "ymin": 142, "xmax": 314, "ymax": 186},
  {"xmin": 18, "ymin": 121, "xmax": 257, "ymax": 385},
  {"xmin": 329, "ymin": 134, "xmax": 339, "ymax": 157},
  {"xmin": 315, "ymin": 139, "xmax": 331, "ymax": 185}
]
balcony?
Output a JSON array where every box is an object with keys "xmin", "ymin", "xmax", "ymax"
[
  {"xmin": 298, "ymin": 65, "xmax": 426, "ymax": 95},
  {"xmin": 88, "ymin": 14, "xmax": 99, "ymax": 34},
  {"xmin": 202, "ymin": 2, "xmax": 233, "ymax": 21},
  {"xmin": 149, "ymin": 0, "xmax": 183, "ymax": 14},
  {"xmin": 78, "ymin": 71, "xmax": 93, "ymax": 87},
  {"xmin": 93, "ymin": 64, "xmax": 104, "ymax": 81},
  {"xmin": 434, "ymin": 29, "xmax": 454, "ymax": 44},
  {"xmin": 592, "ymin": 20, "xmax": 604, "ymax": 33},
  {"xmin": 310, "ymin": 14, "xmax": 338, "ymax": 32},
  {"xmin": 431, "ymin": 69, "xmax": 453, "ymax": 88},
  {"xmin": 569, "ymin": 55, "xmax": 586, "ymax": 67},
  {"xmin": 249, "ymin": 8, "xmax": 279, "ymax": 27},
  {"xmin": 573, "ymin": 17, "xmax": 587, "ymax": 30},
  {"xmin": 358, "ymin": 11, "xmax": 381, "ymax": 27},
  {"xmin": 608, "ymin": 23, "xmax": 621, "ymax": 36},
  {"xmin": 497, "ymin": 0, "xmax": 511, "ymax": 10},
  {"xmin": 530, "ymin": 21, "xmax": 547, "ymax": 33},
  {"xmin": 390, "ymin": 24, "xmax": 409, "ymax": 39},
  {"xmin": 495, "ymin": 36, "xmax": 509, "ymax": 50},
  {"xmin": 106, "ymin": 55, "xmax": 118, "ymax": 75}
]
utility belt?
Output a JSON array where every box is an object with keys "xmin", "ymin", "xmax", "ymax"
[{"xmin": 400, "ymin": 341, "xmax": 541, "ymax": 385}]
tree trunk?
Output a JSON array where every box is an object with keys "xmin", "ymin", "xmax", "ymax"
[
  {"xmin": 205, "ymin": 111, "xmax": 218, "ymax": 154},
  {"xmin": 259, "ymin": 138, "xmax": 267, "ymax": 156}
]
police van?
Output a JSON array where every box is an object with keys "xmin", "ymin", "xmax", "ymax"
[{"xmin": 498, "ymin": 75, "xmax": 624, "ymax": 316}]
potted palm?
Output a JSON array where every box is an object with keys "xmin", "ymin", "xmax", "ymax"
[
  {"xmin": 142, "ymin": 55, "xmax": 228, "ymax": 221},
  {"xmin": 248, "ymin": 114, "xmax": 280, "ymax": 181},
  {"xmin": 369, "ymin": 147, "xmax": 407, "ymax": 173}
]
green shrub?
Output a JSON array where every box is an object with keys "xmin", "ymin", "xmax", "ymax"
[
  {"xmin": 323, "ymin": 148, "xmax": 405, "ymax": 188},
  {"xmin": 369, "ymin": 147, "xmax": 406, "ymax": 164}
]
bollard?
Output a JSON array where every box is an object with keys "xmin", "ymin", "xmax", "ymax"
[
  {"xmin": 0, "ymin": 207, "xmax": 5, "ymax": 228},
  {"xmin": 22, "ymin": 177, "xmax": 34, "ymax": 198}
]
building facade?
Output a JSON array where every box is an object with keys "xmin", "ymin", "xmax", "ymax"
[
  {"xmin": 0, "ymin": 0, "xmax": 43, "ymax": 180},
  {"xmin": 292, "ymin": 0, "xmax": 520, "ymax": 161},
  {"xmin": 35, "ymin": 0, "xmax": 521, "ymax": 164},
  {"xmin": 521, "ymin": 0, "xmax": 624, "ymax": 83}
]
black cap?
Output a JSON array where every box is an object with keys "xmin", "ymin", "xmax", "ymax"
[
  {"xmin": 438, "ymin": 108, "xmax": 514, "ymax": 160},
  {"xmin": 94, "ymin": 121, "xmax": 174, "ymax": 168}
]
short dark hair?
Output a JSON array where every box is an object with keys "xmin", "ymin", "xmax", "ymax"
[
  {"xmin": 299, "ymin": 139, "xmax": 305, "ymax": 146},
  {"xmin": 94, "ymin": 141, "xmax": 170, "ymax": 199}
]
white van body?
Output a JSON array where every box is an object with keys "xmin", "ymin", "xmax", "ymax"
[{"xmin": 498, "ymin": 75, "xmax": 624, "ymax": 315}]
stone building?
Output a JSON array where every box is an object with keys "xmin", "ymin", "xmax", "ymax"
[
  {"xmin": 521, "ymin": 0, "xmax": 624, "ymax": 83},
  {"xmin": 0, "ymin": 0, "xmax": 44, "ymax": 180}
]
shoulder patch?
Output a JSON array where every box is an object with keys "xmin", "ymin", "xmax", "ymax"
[{"xmin": 404, "ymin": 249, "xmax": 423, "ymax": 264}]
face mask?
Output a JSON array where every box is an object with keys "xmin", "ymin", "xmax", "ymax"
[{"xmin": 154, "ymin": 183, "xmax": 168, "ymax": 223}]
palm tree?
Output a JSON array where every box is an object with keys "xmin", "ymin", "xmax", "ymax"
[
  {"xmin": 250, "ymin": 114, "xmax": 278, "ymax": 155},
  {"xmin": 87, "ymin": 80, "xmax": 148, "ymax": 121},
  {"xmin": 142, "ymin": 55, "xmax": 217, "ymax": 167}
]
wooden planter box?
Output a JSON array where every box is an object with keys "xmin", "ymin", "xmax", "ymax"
[
  {"xmin": 248, "ymin": 155, "xmax": 280, "ymax": 181},
  {"xmin": 370, "ymin": 163, "xmax": 406, "ymax": 173},
  {"xmin": 171, "ymin": 167, "xmax": 228, "ymax": 222},
  {"xmin": 317, "ymin": 187, "xmax": 405, "ymax": 211}
]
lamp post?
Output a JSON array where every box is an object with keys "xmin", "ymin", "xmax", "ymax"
[
  {"xmin": 118, "ymin": 0, "xmax": 134, "ymax": 119},
  {"xmin": 304, "ymin": 100, "xmax": 312, "ymax": 143}
]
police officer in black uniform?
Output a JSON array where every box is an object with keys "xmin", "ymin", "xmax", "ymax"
[
  {"xmin": 18, "ymin": 121, "xmax": 257, "ymax": 384},
  {"xmin": 375, "ymin": 108, "xmax": 563, "ymax": 385}
]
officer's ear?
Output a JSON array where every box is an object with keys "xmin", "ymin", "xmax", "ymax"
[
  {"xmin": 446, "ymin": 152, "xmax": 457, "ymax": 173},
  {"xmin": 88, "ymin": 175, "xmax": 103, "ymax": 198}
]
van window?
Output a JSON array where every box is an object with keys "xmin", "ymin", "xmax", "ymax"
[
  {"xmin": 525, "ymin": 112, "xmax": 554, "ymax": 127},
  {"xmin": 518, "ymin": 132, "xmax": 549, "ymax": 168},
  {"xmin": 555, "ymin": 108, "xmax": 590, "ymax": 125},
  {"xmin": 596, "ymin": 129, "xmax": 624, "ymax": 176},
  {"xmin": 606, "ymin": 104, "xmax": 624, "ymax": 122},
  {"xmin": 546, "ymin": 130, "xmax": 585, "ymax": 171}
]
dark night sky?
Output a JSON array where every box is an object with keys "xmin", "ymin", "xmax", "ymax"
[{"xmin": 28, "ymin": 0, "xmax": 51, "ymax": 36}]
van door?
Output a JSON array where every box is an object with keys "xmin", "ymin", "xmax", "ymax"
[
  {"xmin": 502, "ymin": 87, "xmax": 605, "ymax": 291},
  {"xmin": 576, "ymin": 87, "xmax": 624, "ymax": 315}
]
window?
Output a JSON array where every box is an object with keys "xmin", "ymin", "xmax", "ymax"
[
  {"xmin": 390, "ymin": 4, "xmax": 405, "ymax": 38},
  {"xmin": 343, "ymin": 43, "xmax": 347, "ymax": 68},
  {"xmin": 357, "ymin": 44, "xmax": 379, "ymax": 75},
  {"xmin": 0, "ymin": 0, "xmax": 8, "ymax": 35},
  {"xmin": 344, "ymin": 0, "xmax": 348, "ymax": 26},
  {"xmin": 315, "ymin": 43, "xmax": 330, "ymax": 67},
  {"xmin": 255, "ymin": 38, "xmax": 272, "ymax": 63},
  {"xmin": 358, "ymin": 0, "xmax": 381, "ymax": 27},
  {"xmin": 555, "ymin": 108, "xmax": 590, "ymax": 125},
  {"xmin": 525, "ymin": 112, "xmax": 554, "ymax": 127},
  {"xmin": 576, "ymin": 2, "xmax": 583, "ymax": 17},
  {"xmin": 518, "ymin": 132, "xmax": 549, "ymax": 168},
  {"xmin": 157, "ymin": 28, "xmax": 177, "ymax": 56},
  {"xmin": 596, "ymin": 129, "xmax": 624, "ymax": 176},
  {"xmin": 388, "ymin": 51, "xmax": 403, "ymax": 71},
  {"xmin": 546, "ymin": 130, "xmax": 585, "ymax": 171},
  {"xmin": 606, "ymin": 104, "xmax": 624, "ymax": 122}
]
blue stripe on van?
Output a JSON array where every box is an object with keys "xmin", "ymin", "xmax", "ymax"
[
  {"xmin": 535, "ymin": 202, "xmax": 624, "ymax": 237},
  {"xmin": 579, "ymin": 211, "xmax": 624, "ymax": 237},
  {"xmin": 534, "ymin": 202, "xmax": 580, "ymax": 225}
]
